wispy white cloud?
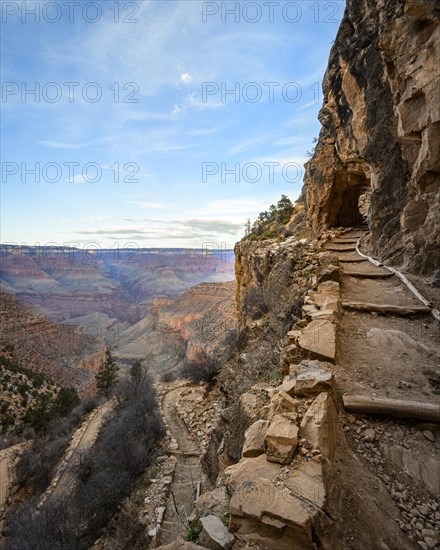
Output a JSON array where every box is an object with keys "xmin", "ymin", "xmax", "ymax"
[
  {"xmin": 39, "ymin": 138, "xmax": 109, "ymax": 150},
  {"xmin": 126, "ymin": 201, "xmax": 174, "ymax": 210}
]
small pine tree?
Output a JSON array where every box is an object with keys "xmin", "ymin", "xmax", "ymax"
[
  {"xmin": 96, "ymin": 348, "xmax": 118, "ymax": 398},
  {"xmin": 276, "ymin": 194, "xmax": 294, "ymax": 224},
  {"xmin": 53, "ymin": 387, "xmax": 80, "ymax": 416}
]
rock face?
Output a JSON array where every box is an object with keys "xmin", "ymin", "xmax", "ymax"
[
  {"xmin": 304, "ymin": 0, "xmax": 440, "ymax": 280},
  {"xmin": 234, "ymin": 237, "xmax": 318, "ymax": 329}
]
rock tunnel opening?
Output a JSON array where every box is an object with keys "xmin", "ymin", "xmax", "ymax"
[{"xmin": 329, "ymin": 169, "xmax": 371, "ymax": 228}]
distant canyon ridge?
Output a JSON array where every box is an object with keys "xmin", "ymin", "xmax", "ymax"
[
  {"xmin": 0, "ymin": 245, "xmax": 235, "ymax": 327},
  {"xmin": 0, "ymin": 245, "xmax": 237, "ymax": 385}
]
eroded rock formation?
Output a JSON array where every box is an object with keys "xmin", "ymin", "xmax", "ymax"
[
  {"xmin": 0, "ymin": 290, "xmax": 104, "ymax": 394},
  {"xmin": 0, "ymin": 247, "xmax": 235, "ymax": 324},
  {"xmin": 304, "ymin": 0, "xmax": 439, "ymax": 280},
  {"xmin": 115, "ymin": 282, "xmax": 237, "ymax": 377}
]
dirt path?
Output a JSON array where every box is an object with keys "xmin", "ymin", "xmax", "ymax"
[
  {"xmin": 335, "ymin": 230, "xmax": 440, "ymax": 402},
  {"xmin": 39, "ymin": 400, "xmax": 113, "ymax": 506},
  {"xmin": 159, "ymin": 388, "xmax": 210, "ymax": 546}
]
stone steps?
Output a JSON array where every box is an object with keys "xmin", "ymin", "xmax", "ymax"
[
  {"xmin": 341, "ymin": 301, "xmax": 432, "ymax": 316},
  {"xmin": 341, "ymin": 270, "xmax": 394, "ymax": 279},
  {"xmin": 338, "ymin": 257, "xmax": 368, "ymax": 263},
  {"xmin": 169, "ymin": 450, "xmax": 199, "ymax": 457},
  {"xmin": 324, "ymin": 245, "xmax": 357, "ymax": 252},
  {"xmin": 332, "ymin": 238, "xmax": 360, "ymax": 244}
]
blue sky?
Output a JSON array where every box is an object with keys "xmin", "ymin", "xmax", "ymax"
[{"xmin": 1, "ymin": 0, "xmax": 345, "ymax": 249}]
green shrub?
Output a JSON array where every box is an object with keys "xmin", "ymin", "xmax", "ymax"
[{"xmin": 186, "ymin": 522, "xmax": 202, "ymax": 541}]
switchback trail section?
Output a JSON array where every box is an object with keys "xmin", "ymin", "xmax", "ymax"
[
  {"xmin": 38, "ymin": 400, "xmax": 114, "ymax": 507},
  {"xmin": 159, "ymin": 387, "xmax": 210, "ymax": 546}
]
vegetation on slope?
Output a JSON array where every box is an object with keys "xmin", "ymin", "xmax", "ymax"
[
  {"xmin": 4, "ymin": 362, "xmax": 164, "ymax": 550},
  {"xmin": 243, "ymin": 194, "xmax": 305, "ymax": 241},
  {"xmin": 0, "ymin": 353, "xmax": 80, "ymax": 436}
]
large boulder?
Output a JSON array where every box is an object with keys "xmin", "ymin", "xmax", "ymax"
[
  {"xmin": 298, "ymin": 319, "xmax": 336, "ymax": 362},
  {"xmin": 242, "ymin": 420, "xmax": 269, "ymax": 457},
  {"xmin": 228, "ymin": 476, "xmax": 313, "ymax": 549},
  {"xmin": 265, "ymin": 413, "xmax": 299, "ymax": 464},
  {"xmin": 224, "ymin": 454, "xmax": 280, "ymax": 488},
  {"xmin": 284, "ymin": 458, "xmax": 326, "ymax": 508},
  {"xmin": 300, "ymin": 392, "xmax": 338, "ymax": 461},
  {"xmin": 224, "ymin": 454, "xmax": 316, "ymax": 549}
]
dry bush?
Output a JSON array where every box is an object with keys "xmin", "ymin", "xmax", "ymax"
[
  {"xmin": 161, "ymin": 370, "xmax": 177, "ymax": 383},
  {"xmin": 5, "ymin": 366, "xmax": 164, "ymax": 550},
  {"xmin": 180, "ymin": 350, "xmax": 221, "ymax": 389}
]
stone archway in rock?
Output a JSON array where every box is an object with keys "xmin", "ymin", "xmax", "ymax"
[{"xmin": 328, "ymin": 165, "xmax": 371, "ymax": 228}]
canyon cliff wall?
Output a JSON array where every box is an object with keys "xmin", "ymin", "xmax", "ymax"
[
  {"xmin": 0, "ymin": 291, "xmax": 105, "ymax": 395},
  {"xmin": 114, "ymin": 282, "xmax": 237, "ymax": 378},
  {"xmin": 304, "ymin": 0, "xmax": 439, "ymax": 281}
]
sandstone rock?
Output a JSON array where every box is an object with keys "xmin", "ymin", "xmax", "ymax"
[
  {"xmin": 229, "ymin": 475, "xmax": 311, "ymax": 525},
  {"xmin": 242, "ymin": 420, "xmax": 270, "ymax": 458},
  {"xmin": 198, "ymin": 515, "xmax": 234, "ymax": 550},
  {"xmin": 317, "ymin": 264, "xmax": 340, "ymax": 284},
  {"xmin": 293, "ymin": 360, "xmax": 335, "ymax": 396},
  {"xmin": 274, "ymin": 379, "xmax": 297, "ymax": 396},
  {"xmin": 284, "ymin": 458, "xmax": 326, "ymax": 509},
  {"xmin": 280, "ymin": 344, "xmax": 302, "ymax": 374},
  {"xmin": 286, "ymin": 329, "xmax": 302, "ymax": 345},
  {"xmin": 265, "ymin": 414, "xmax": 299, "ymax": 464},
  {"xmin": 300, "ymin": 392, "xmax": 337, "ymax": 461},
  {"xmin": 308, "ymin": 281, "xmax": 340, "ymax": 312},
  {"xmin": 298, "ymin": 320, "xmax": 336, "ymax": 362},
  {"xmin": 228, "ymin": 477, "xmax": 313, "ymax": 549},
  {"xmin": 269, "ymin": 390, "xmax": 298, "ymax": 418},
  {"xmin": 224, "ymin": 454, "xmax": 281, "ymax": 489}
]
